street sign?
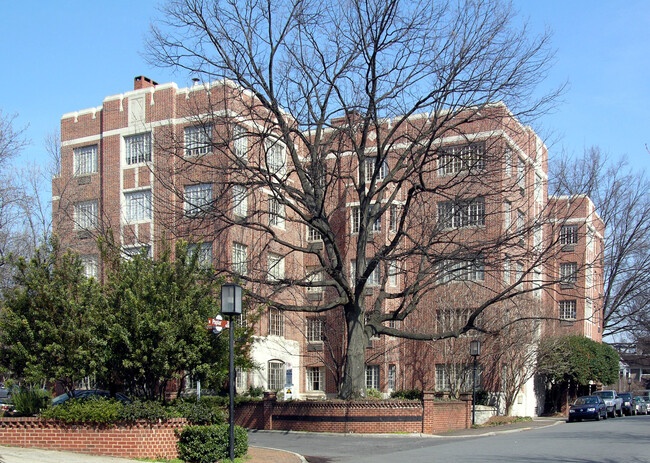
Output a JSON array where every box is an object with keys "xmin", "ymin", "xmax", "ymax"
[{"xmin": 207, "ymin": 315, "xmax": 229, "ymax": 333}]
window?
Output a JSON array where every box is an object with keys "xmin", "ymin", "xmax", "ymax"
[
  {"xmin": 504, "ymin": 201, "xmax": 511, "ymax": 230},
  {"xmin": 437, "ymin": 258, "xmax": 485, "ymax": 283},
  {"xmin": 188, "ymin": 243, "xmax": 213, "ymax": 268},
  {"xmin": 232, "ymin": 124, "xmax": 248, "ymax": 160},
  {"xmin": 517, "ymin": 211, "xmax": 525, "ymax": 234},
  {"xmin": 438, "ymin": 143, "xmax": 485, "ymax": 175},
  {"xmin": 268, "ymin": 360, "xmax": 285, "ymax": 390},
  {"xmin": 363, "ymin": 157, "xmax": 387, "ymax": 183},
  {"xmin": 235, "ymin": 367, "xmax": 247, "ymax": 393},
  {"xmin": 268, "ymin": 253, "xmax": 284, "ymax": 280},
  {"xmin": 306, "ymin": 268, "xmax": 323, "ymax": 294},
  {"xmin": 435, "ymin": 365, "xmax": 450, "ymax": 391},
  {"xmin": 585, "ymin": 298, "xmax": 593, "ymax": 321},
  {"xmin": 124, "ymin": 245, "xmax": 151, "ymax": 259},
  {"xmin": 307, "ymin": 318, "xmax": 324, "ymax": 342},
  {"xmin": 388, "ymin": 364, "xmax": 396, "ymax": 390},
  {"xmin": 74, "ymin": 145, "xmax": 98, "ymax": 175},
  {"xmin": 307, "ymin": 226, "xmax": 322, "ymax": 242},
  {"xmin": 266, "ymin": 141, "xmax": 286, "ymax": 177},
  {"xmin": 268, "ymin": 196, "xmax": 285, "ymax": 227},
  {"xmin": 184, "ymin": 125, "xmax": 212, "ymax": 157},
  {"xmin": 560, "ymin": 225, "xmax": 578, "ymax": 245},
  {"xmin": 503, "ymin": 258, "xmax": 510, "ymax": 285},
  {"xmin": 438, "ymin": 198, "xmax": 485, "ymax": 229},
  {"xmin": 351, "ymin": 206, "xmax": 360, "ymax": 233},
  {"xmin": 388, "ymin": 260, "xmax": 398, "ymax": 286},
  {"xmin": 306, "ymin": 367, "xmax": 324, "ymax": 392},
  {"xmin": 233, "ymin": 184, "xmax": 247, "ymax": 217},
  {"xmin": 560, "ymin": 300, "xmax": 577, "ymax": 320},
  {"xmin": 533, "ymin": 266, "xmax": 542, "ymax": 299},
  {"xmin": 371, "ymin": 214, "xmax": 381, "ymax": 233},
  {"xmin": 125, "ymin": 133, "xmax": 151, "ymax": 165},
  {"xmin": 515, "ymin": 262, "xmax": 524, "ymax": 289},
  {"xmin": 365, "ymin": 365, "xmax": 380, "ymax": 390},
  {"xmin": 232, "ymin": 243, "xmax": 248, "ymax": 276},
  {"xmin": 124, "ymin": 190, "xmax": 152, "ymax": 222},
  {"xmin": 74, "ymin": 200, "xmax": 98, "ymax": 230},
  {"xmin": 351, "ymin": 261, "xmax": 380, "ymax": 286},
  {"xmin": 269, "ymin": 308, "xmax": 284, "ymax": 337},
  {"xmin": 517, "ymin": 157, "xmax": 526, "ymax": 190},
  {"xmin": 435, "ymin": 364, "xmax": 473, "ymax": 392},
  {"xmin": 436, "ymin": 309, "xmax": 472, "ymax": 332},
  {"xmin": 389, "ymin": 204, "xmax": 398, "ymax": 232},
  {"xmin": 81, "ymin": 255, "xmax": 99, "ymax": 279},
  {"xmin": 185, "ymin": 183, "xmax": 213, "ymax": 216},
  {"xmin": 534, "ymin": 224, "xmax": 542, "ymax": 251},
  {"xmin": 560, "ymin": 262, "xmax": 578, "ymax": 285},
  {"xmin": 504, "ymin": 147, "xmax": 512, "ymax": 176},
  {"xmin": 535, "ymin": 173, "xmax": 543, "ymax": 205}
]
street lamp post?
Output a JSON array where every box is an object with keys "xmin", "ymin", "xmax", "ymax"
[
  {"xmin": 627, "ymin": 372, "xmax": 632, "ymax": 392},
  {"xmin": 470, "ymin": 340, "xmax": 481, "ymax": 426},
  {"xmin": 221, "ymin": 284, "xmax": 242, "ymax": 463}
]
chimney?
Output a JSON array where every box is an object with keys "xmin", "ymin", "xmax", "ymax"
[{"xmin": 134, "ymin": 76, "xmax": 158, "ymax": 90}]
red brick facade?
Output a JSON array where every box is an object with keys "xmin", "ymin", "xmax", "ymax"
[{"xmin": 0, "ymin": 417, "xmax": 187, "ymax": 459}]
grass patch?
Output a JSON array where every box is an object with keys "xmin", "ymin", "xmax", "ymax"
[{"xmin": 479, "ymin": 416, "xmax": 532, "ymax": 427}]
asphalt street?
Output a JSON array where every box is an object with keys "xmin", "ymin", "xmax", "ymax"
[{"xmin": 248, "ymin": 415, "xmax": 650, "ymax": 463}]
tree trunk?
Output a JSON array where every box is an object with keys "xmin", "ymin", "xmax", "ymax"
[{"xmin": 339, "ymin": 303, "xmax": 369, "ymax": 399}]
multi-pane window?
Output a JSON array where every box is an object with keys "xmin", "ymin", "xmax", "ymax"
[
  {"xmin": 517, "ymin": 157, "xmax": 526, "ymax": 189},
  {"xmin": 388, "ymin": 364, "xmax": 396, "ymax": 390},
  {"xmin": 388, "ymin": 260, "xmax": 398, "ymax": 286},
  {"xmin": 560, "ymin": 262, "xmax": 578, "ymax": 285},
  {"xmin": 306, "ymin": 367, "xmax": 324, "ymax": 392},
  {"xmin": 235, "ymin": 367, "xmax": 247, "ymax": 393},
  {"xmin": 351, "ymin": 261, "xmax": 380, "ymax": 286},
  {"xmin": 268, "ymin": 360, "xmax": 285, "ymax": 390},
  {"xmin": 437, "ymin": 258, "xmax": 485, "ymax": 283},
  {"xmin": 504, "ymin": 201, "xmax": 511, "ymax": 230},
  {"xmin": 266, "ymin": 141, "xmax": 286, "ymax": 177},
  {"xmin": 184, "ymin": 125, "xmax": 212, "ymax": 157},
  {"xmin": 184, "ymin": 183, "xmax": 213, "ymax": 216},
  {"xmin": 515, "ymin": 262, "xmax": 524, "ymax": 289},
  {"xmin": 74, "ymin": 200, "xmax": 99, "ymax": 230},
  {"xmin": 534, "ymin": 225, "xmax": 542, "ymax": 251},
  {"xmin": 232, "ymin": 124, "xmax": 248, "ymax": 160},
  {"xmin": 188, "ymin": 243, "xmax": 213, "ymax": 268},
  {"xmin": 560, "ymin": 300, "xmax": 577, "ymax": 320},
  {"xmin": 232, "ymin": 242, "xmax": 248, "ymax": 276},
  {"xmin": 436, "ymin": 309, "xmax": 472, "ymax": 332},
  {"xmin": 438, "ymin": 143, "xmax": 485, "ymax": 175},
  {"xmin": 363, "ymin": 157, "xmax": 387, "ymax": 183},
  {"xmin": 435, "ymin": 364, "xmax": 473, "ymax": 392},
  {"xmin": 389, "ymin": 204, "xmax": 398, "ymax": 232},
  {"xmin": 233, "ymin": 184, "xmax": 247, "ymax": 217},
  {"xmin": 503, "ymin": 258, "xmax": 510, "ymax": 285},
  {"xmin": 74, "ymin": 145, "xmax": 98, "ymax": 175},
  {"xmin": 560, "ymin": 225, "xmax": 578, "ymax": 245},
  {"xmin": 535, "ymin": 173, "xmax": 543, "ymax": 205},
  {"xmin": 307, "ymin": 226, "xmax": 322, "ymax": 242},
  {"xmin": 365, "ymin": 365, "xmax": 380, "ymax": 390},
  {"xmin": 269, "ymin": 308, "xmax": 284, "ymax": 337},
  {"xmin": 504, "ymin": 147, "xmax": 512, "ymax": 176},
  {"xmin": 437, "ymin": 198, "xmax": 485, "ymax": 229},
  {"xmin": 124, "ymin": 245, "xmax": 151, "ymax": 259},
  {"xmin": 517, "ymin": 211, "xmax": 525, "ymax": 234},
  {"xmin": 307, "ymin": 318, "xmax": 324, "ymax": 343},
  {"xmin": 533, "ymin": 266, "xmax": 542, "ymax": 300},
  {"xmin": 306, "ymin": 268, "xmax": 323, "ymax": 294},
  {"xmin": 351, "ymin": 206, "xmax": 361, "ymax": 233},
  {"xmin": 268, "ymin": 197, "xmax": 285, "ymax": 227},
  {"xmin": 81, "ymin": 255, "xmax": 99, "ymax": 279},
  {"xmin": 435, "ymin": 365, "xmax": 450, "ymax": 391},
  {"xmin": 125, "ymin": 133, "xmax": 151, "ymax": 165},
  {"xmin": 268, "ymin": 253, "xmax": 285, "ymax": 281},
  {"xmin": 371, "ymin": 214, "xmax": 381, "ymax": 232}
]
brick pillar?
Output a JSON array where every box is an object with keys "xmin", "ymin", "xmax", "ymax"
[
  {"xmin": 422, "ymin": 391, "xmax": 436, "ymax": 434},
  {"xmin": 459, "ymin": 392, "xmax": 472, "ymax": 429},
  {"xmin": 263, "ymin": 392, "xmax": 277, "ymax": 430}
]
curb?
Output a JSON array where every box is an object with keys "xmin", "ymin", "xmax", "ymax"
[{"xmin": 253, "ymin": 446, "xmax": 308, "ymax": 463}]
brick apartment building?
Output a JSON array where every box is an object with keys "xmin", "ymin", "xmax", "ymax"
[{"xmin": 53, "ymin": 76, "xmax": 604, "ymax": 414}]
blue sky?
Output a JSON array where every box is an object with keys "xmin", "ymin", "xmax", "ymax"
[{"xmin": 1, "ymin": 0, "xmax": 649, "ymax": 177}]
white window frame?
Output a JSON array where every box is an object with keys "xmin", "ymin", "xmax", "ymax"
[
  {"xmin": 517, "ymin": 156, "xmax": 526, "ymax": 190},
  {"xmin": 232, "ymin": 242, "xmax": 248, "ymax": 276},
  {"xmin": 268, "ymin": 253, "xmax": 285, "ymax": 281},
  {"xmin": 188, "ymin": 243, "xmax": 213, "ymax": 268},
  {"xmin": 560, "ymin": 225, "xmax": 579, "ymax": 245},
  {"xmin": 233, "ymin": 124, "xmax": 248, "ymax": 161},
  {"xmin": 504, "ymin": 201, "xmax": 511, "ymax": 230},
  {"xmin": 307, "ymin": 226, "xmax": 322, "ymax": 242},
  {"xmin": 388, "ymin": 364, "xmax": 396, "ymax": 390},
  {"xmin": 388, "ymin": 260, "xmax": 398, "ymax": 287},
  {"xmin": 560, "ymin": 300, "xmax": 577, "ymax": 320},
  {"xmin": 365, "ymin": 365, "xmax": 380, "ymax": 390},
  {"xmin": 233, "ymin": 184, "xmax": 247, "ymax": 217},
  {"xmin": 184, "ymin": 183, "xmax": 213, "ymax": 216},
  {"xmin": 269, "ymin": 308, "xmax": 284, "ymax": 337},
  {"xmin": 74, "ymin": 200, "xmax": 99, "ymax": 230},
  {"xmin": 389, "ymin": 204, "xmax": 398, "ymax": 232},
  {"xmin": 268, "ymin": 196, "xmax": 285, "ymax": 228},
  {"xmin": 363, "ymin": 157, "xmax": 387, "ymax": 183},
  {"xmin": 437, "ymin": 258, "xmax": 485, "ymax": 283},
  {"xmin": 268, "ymin": 360, "xmax": 285, "ymax": 390},
  {"xmin": 306, "ymin": 366, "xmax": 324, "ymax": 392},
  {"xmin": 438, "ymin": 143, "xmax": 485, "ymax": 175},
  {"xmin": 306, "ymin": 318, "xmax": 324, "ymax": 343},
  {"xmin": 351, "ymin": 206, "xmax": 360, "ymax": 233},
  {"xmin": 125, "ymin": 133, "xmax": 151, "ymax": 165},
  {"xmin": 560, "ymin": 262, "xmax": 578, "ymax": 285},
  {"xmin": 266, "ymin": 140, "xmax": 286, "ymax": 177},
  {"xmin": 235, "ymin": 367, "xmax": 248, "ymax": 393},
  {"xmin": 306, "ymin": 267, "xmax": 324, "ymax": 294},
  {"xmin": 74, "ymin": 145, "xmax": 98, "ymax": 176},
  {"xmin": 504, "ymin": 147, "xmax": 512, "ymax": 176},
  {"xmin": 438, "ymin": 198, "xmax": 485, "ymax": 229},
  {"xmin": 81, "ymin": 255, "xmax": 99, "ymax": 279},
  {"xmin": 124, "ymin": 245, "xmax": 152, "ymax": 259},
  {"xmin": 184, "ymin": 125, "xmax": 212, "ymax": 157}
]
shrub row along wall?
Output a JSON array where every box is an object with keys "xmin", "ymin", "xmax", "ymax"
[
  {"xmin": 235, "ymin": 391, "xmax": 471, "ymax": 434},
  {"xmin": 0, "ymin": 417, "xmax": 187, "ymax": 459}
]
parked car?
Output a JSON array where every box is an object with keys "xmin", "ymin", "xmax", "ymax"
[
  {"xmin": 634, "ymin": 396, "xmax": 648, "ymax": 415},
  {"xmin": 0, "ymin": 397, "xmax": 14, "ymax": 413},
  {"xmin": 618, "ymin": 392, "xmax": 636, "ymax": 416},
  {"xmin": 51, "ymin": 390, "xmax": 131, "ymax": 406},
  {"xmin": 568, "ymin": 395, "xmax": 608, "ymax": 422},
  {"xmin": 594, "ymin": 390, "xmax": 622, "ymax": 417}
]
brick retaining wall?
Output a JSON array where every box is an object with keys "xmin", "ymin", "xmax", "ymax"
[{"xmin": 0, "ymin": 417, "xmax": 187, "ymax": 459}]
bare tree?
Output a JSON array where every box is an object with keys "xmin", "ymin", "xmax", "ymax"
[
  {"xmin": 551, "ymin": 147, "xmax": 650, "ymax": 340},
  {"xmin": 147, "ymin": 0, "xmax": 563, "ymax": 398}
]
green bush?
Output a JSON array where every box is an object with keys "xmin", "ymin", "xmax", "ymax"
[
  {"xmin": 11, "ymin": 388, "xmax": 50, "ymax": 416},
  {"xmin": 173, "ymin": 399, "xmax": 225, "ymax": 425},
  {"xmin": 366, "ymin": 388, "xmax": 382, "ymax": 399},
  {"xmin": 119, "ymin": 399, "xmax": 173, "ymax": 422},
  {"xmin": 246, "ymin": 386, "xmax": 264, "ymax": 398},
  {"xmin": 176, "ymin": 424, "xmax": 248, "ymax": 463},
  {"xmin": 40, "ymin": 397, "xmax": 124, "ymax": 424},
  {"xmin": 390, "ymin": 389, "xmax": 423, "ymax": 401}
]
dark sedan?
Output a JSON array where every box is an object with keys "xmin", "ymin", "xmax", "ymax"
[
  {"xmin": 568, "ymin": 395, "xmax": 608, "ymax": 422},
  {"xmin": 51, "ymin": 390, "xmax": 131, "ymax": 405}
]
